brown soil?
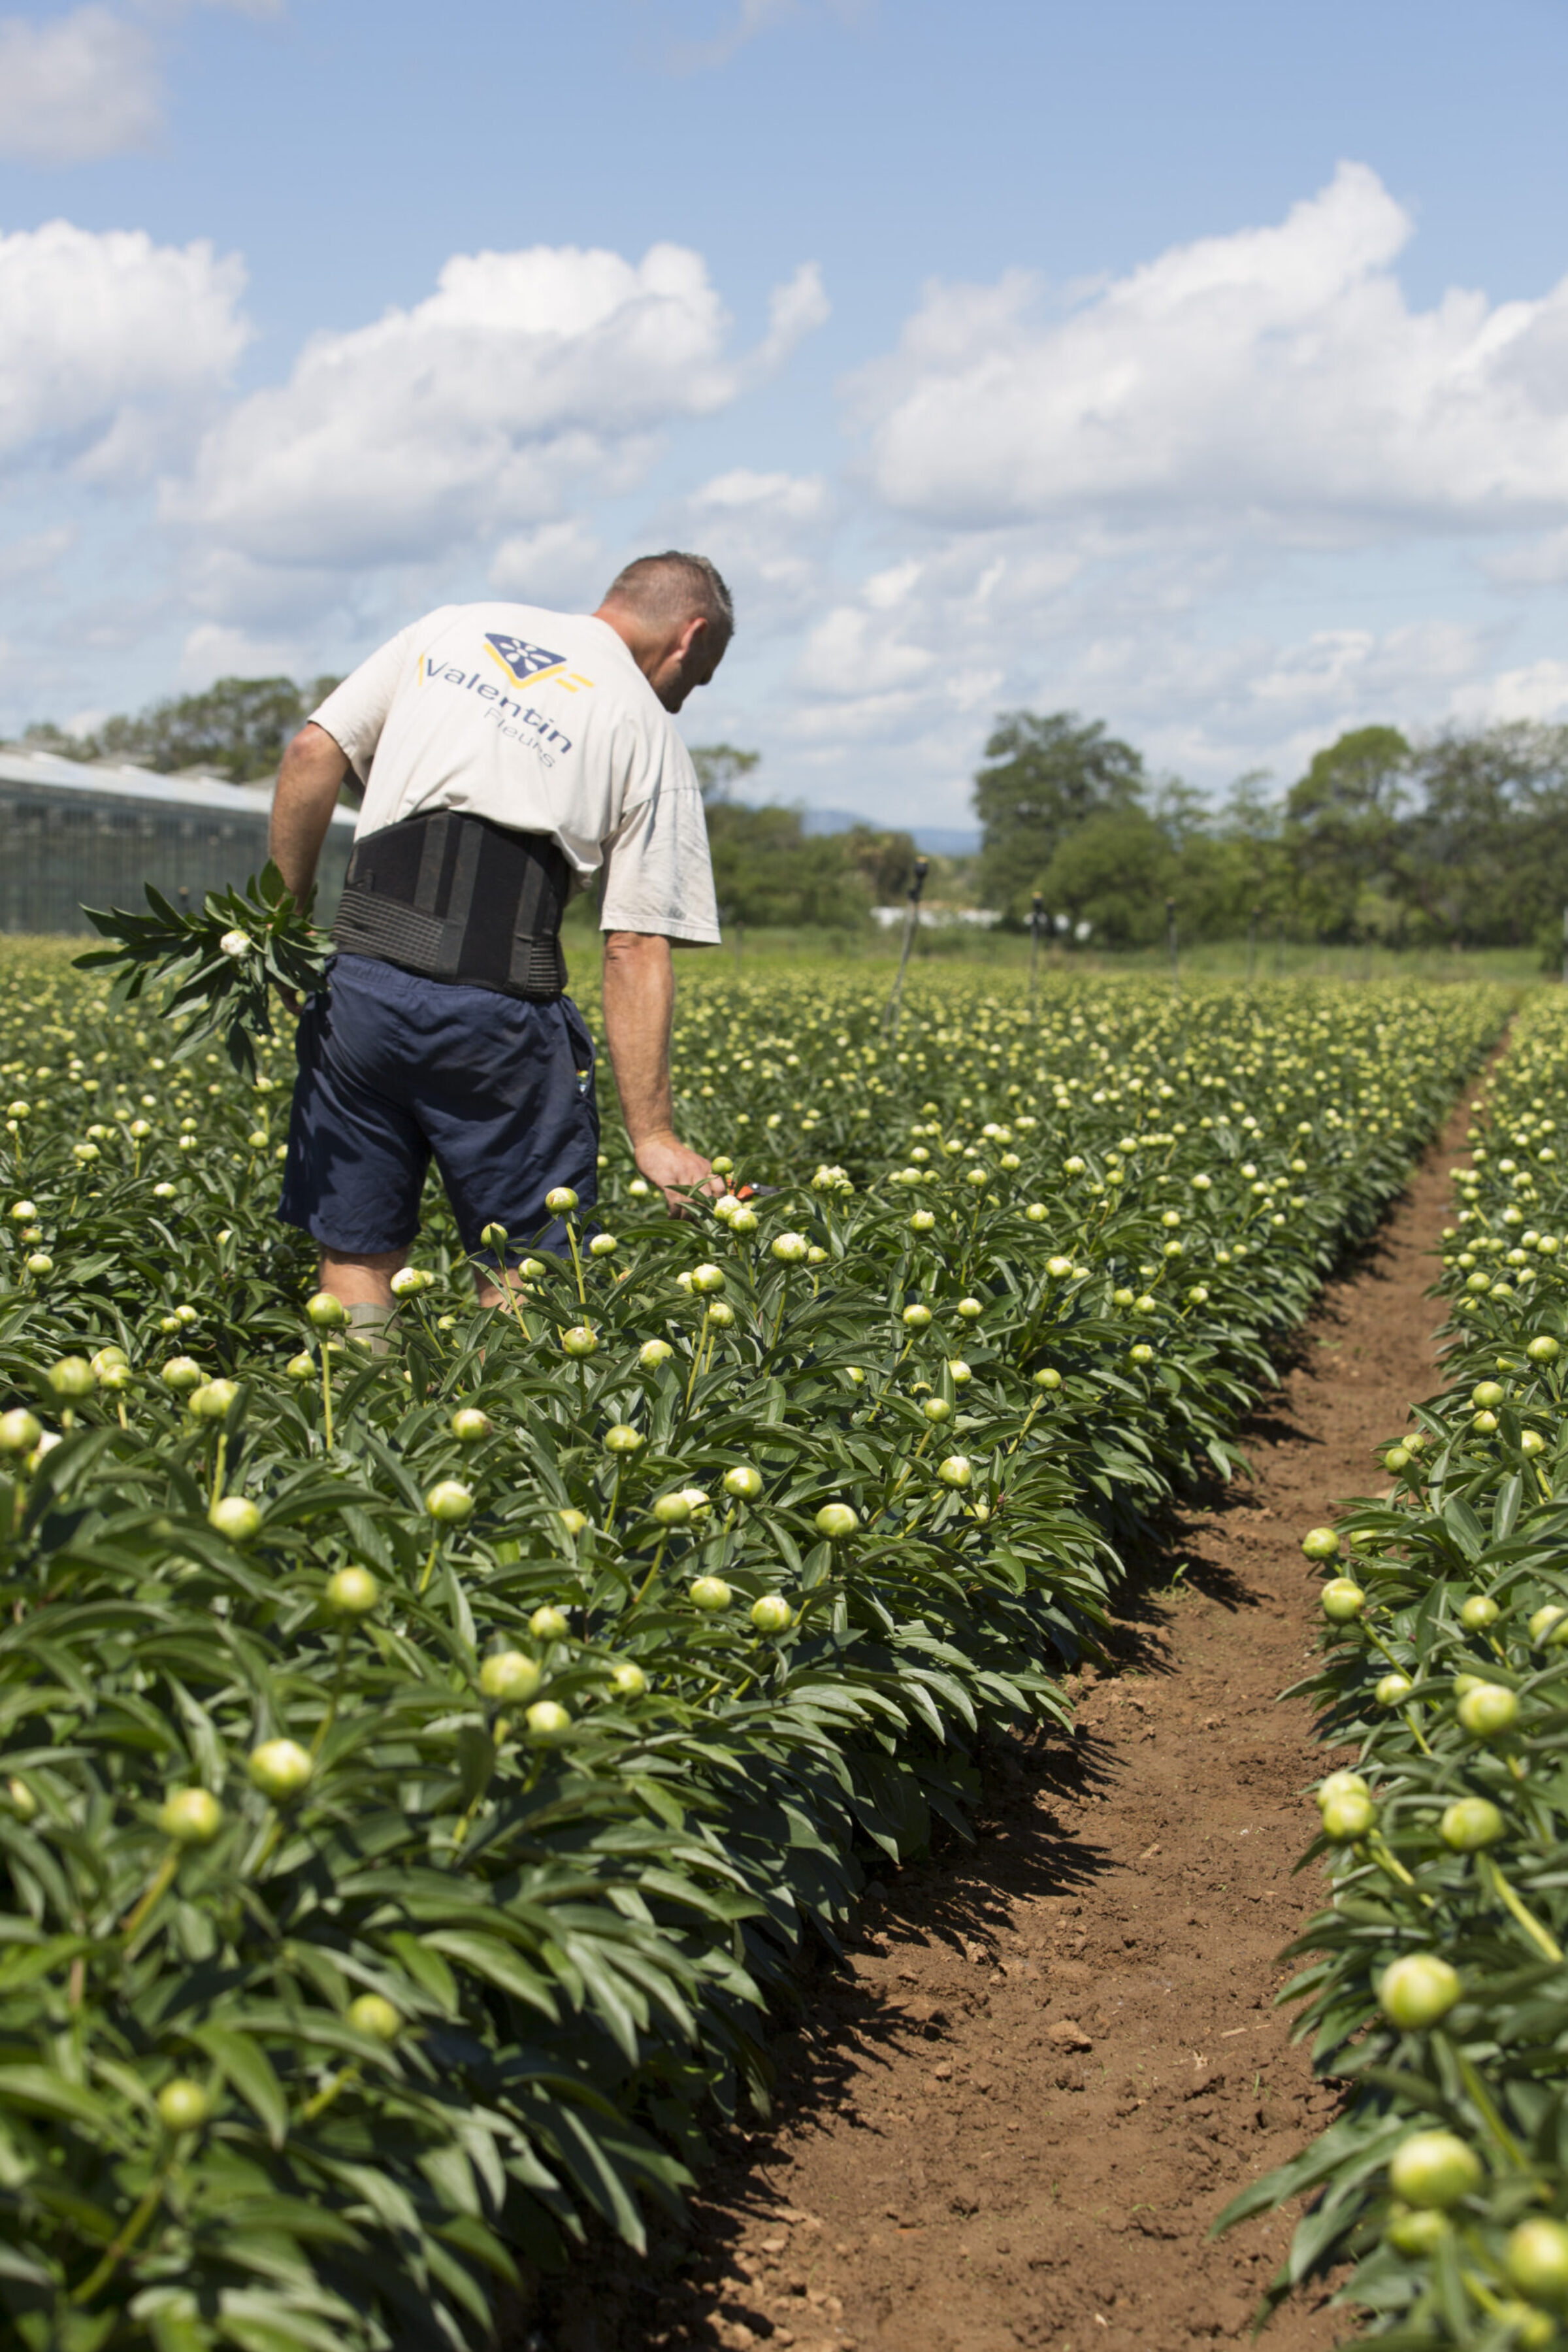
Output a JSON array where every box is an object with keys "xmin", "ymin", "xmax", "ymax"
[{"xmin": 529, "ymin": 1100, "xmax": 1472, "ymax": 2352}]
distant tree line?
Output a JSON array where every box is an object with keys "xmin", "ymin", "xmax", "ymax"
[
  {"xmin": 22, "ymin": 674, "xmax": 1562, "ymax": 955},
  {"xmin": 18, "ymin": 676, "xmax": 341, "ymax": 785},
  {"xmin": 691, "ymin": 745, "xmax": 920, "ymax": 929},
  {"xmin": 975, "ymin": 711, "xmax": 1568, "ymax": 961}
]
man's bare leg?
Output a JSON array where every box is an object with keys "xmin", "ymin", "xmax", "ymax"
[
  {"xmin": 321, "ymin": 1247, "xmax": 408, "ymax": 1353},
  {"xmin": 320, "ymin": 1246, "xmax": 409, "ymax": 1308}
]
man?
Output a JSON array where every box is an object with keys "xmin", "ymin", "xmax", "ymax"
[{"xmin": 269, "ymin": 551, "xmax": 727, "ymax": 1340}]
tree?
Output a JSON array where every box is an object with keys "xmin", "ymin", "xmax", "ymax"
[
  {"xmin": 840, "ymin": 825, "xmax": 917, "ymax": 904},
  {"xmin": 20, "ymin": 677, "xmax": 342, "ymax": 784},
  {"xmin": 1285, "ymin": 725, "xmax": 1409, "ymax": 940},
  {"xmin": 1396, "ymin": 724, "xmax": 1568, "ymax": 950},
  {"xmin": 1039, "ymin": 807, "xmax": 1173, "ymax": 946},
  {"xmin": 973, "ymin": 712, "xmax": 1146, "ymax": 923},
  {"xmin": 689, "ymin": 744, "xmax": 761, "ymax": 802},
  {"xmin": 705, "ymin": 803, "xmax": 875, "ymax": 929}
]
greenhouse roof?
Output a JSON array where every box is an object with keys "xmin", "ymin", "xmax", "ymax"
[{"xmin": 0, "ymin": 748, "xmax": 355, "ymax": 828}]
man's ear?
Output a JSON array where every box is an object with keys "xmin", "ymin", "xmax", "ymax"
[{"xmin": 678, "ymin": 614, "xmax": 710, "ymax": 669}]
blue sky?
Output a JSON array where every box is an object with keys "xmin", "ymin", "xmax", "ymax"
[{"xmin": 3, "ymin": 0, "xmax": 1568, "ymax": 827}]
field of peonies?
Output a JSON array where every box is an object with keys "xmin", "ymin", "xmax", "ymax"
[
  {"xmin": 0, "ymin": 942, "xmax": 1509, "ymax": 2351},
  {"xmin": 1230, "ymin": 987, "xmax": 1568, "ymax": 2349}
]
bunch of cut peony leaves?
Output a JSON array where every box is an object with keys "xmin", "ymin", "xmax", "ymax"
[{"xmin": 76, "ymin": 861, "xmax": 330, "ymax": 1078}]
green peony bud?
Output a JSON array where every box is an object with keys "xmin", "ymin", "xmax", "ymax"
[
  {"xmin": 1458, "ymin": 1683, "xmax": 1519, "ymax": 1738},
  {"xmin": 156, "ymin": 2078, "xmax": 210, "ymax": 2133},
  {"xmin": 424, "ymin": 1480, "xmax": 474, "ymax": 1524},
  {"xmin": 524, "ymin": 1700, "xmax": 572, "ymax": 1743},
  {"xmin": 478, "ymin": 1651, "xmax": 542, "ymax": 1703},
  {"xmin": 1389, "ymin": 2130, "xmax": 1481, "ymax": 2211},
  {"xmin": 1439, "ymin": 1797, "xmax": 1506, "ymax": 1851},
  {"xmin": 1507, "ymin": 2219, "xmax": 1568, "ymax": 2309},
  {"xmin": 157, "ymin": 1787, "xmax": 223, "ymax": 1846},
  {"xmin": 208, "ymin": 1496, "xmax": 261, "ymax": 1544},
  {"xmin": 246, "ymin": 1739, "xmax": 313, "ymax": 1802},
  {"xmin": 346, "ymin": 1993, "xmax": 401, "ymax": 2044},
  {"xmin": 814, "ymin": 1502, "xmax": 858, "ymax": 1541},
  {"xmin": 324, "ymin": 1566, "xmax": 379, "ymax": 1616},
  {"xmin": 1379, "ymin": 1953, "xmax": 1462, "ymax": 2030}
]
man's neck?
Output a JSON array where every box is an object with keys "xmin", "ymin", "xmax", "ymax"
[{"xmin": 593, "ymin": 603, "xmax": 658, "ymax": 684}]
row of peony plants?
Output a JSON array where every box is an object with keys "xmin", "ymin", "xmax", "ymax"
[
  {"xmin": 0, "ymin": 949, "xmax": 1507, "ymax": 2351},
  {"xmin": 1226, "ymin": 987, "xmax": 1568, "ymax": 2349}
]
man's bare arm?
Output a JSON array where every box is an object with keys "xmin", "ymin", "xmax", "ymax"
[
  {"xmin": 270, "ymin": 723, "xmax": 350, "ymax": 902},
  {"xmin": 600, "ymin": 931, "xmax": 717, "ymax": 1209}
]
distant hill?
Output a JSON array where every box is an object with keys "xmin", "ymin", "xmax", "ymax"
[{"xmin": 798, "ymin": 806, "xmax": 980, "ymax": 858}]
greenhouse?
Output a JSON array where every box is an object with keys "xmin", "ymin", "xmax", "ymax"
[{"xmin": 0, "ymin": 748, "xmax": 355, "ymax": 935}]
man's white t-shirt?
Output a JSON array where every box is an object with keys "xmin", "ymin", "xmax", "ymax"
[{"xmin": 309, "ymin": 603, "xmax": 721, "ymax": 943}]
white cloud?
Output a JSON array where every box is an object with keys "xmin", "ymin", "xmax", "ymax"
[
  {"xmin": 0, "ymin": 1, "xmax": 286, "ymax": 168},
  {"xmin": 658, "ymin": 465, "xmax": 834, "ymax": 632},
  {"xmin": 855, "ymin": 161, "xmax": 1568, "ymax": 538},
  {"xmin": 1483, "ymin": 527, "xmax": 1568, "ymax": 587},
  {"xmin": 672, "ymin": 0, "xmax": 796, "ymax": 71},
  {"xmin": 666, "ymin": 0, "xmax": 866, "ymax": 71},
  {"xmin": 170, "ymin": 241, "xmax": 826, "ymax": 568},
  {"xmin": 798, "ymin": 599, "xmax": 934, "ymax": 700},
  {"xmin": 487, "ymin": 518, "xmax": 609, "ymax": 609},
  {"xmin": 1449, "ymin": 659, "xmax": 1568, "ymax": 727},
  {"xmin": 693, "ymin": 467, "xmax": 827, "ymax": 522},
  {"xmin": 178, "ymin": 620, "xmax": 300, "ymax": 688},
  {"xmin": 0, "ymin": 524, "xmax": 73, "ymax": 588},
  {"xmin": 0, "ymin": 6, "xmax": 161, "ymax": 163},
  {"xmin": 0, "ymin": 219, "xmax": 248, "ymax": 474},
  {"xmin": 755, "ymin": 261, "xmax": 830, "ymax": 373}
]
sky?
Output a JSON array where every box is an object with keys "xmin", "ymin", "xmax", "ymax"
[{"xmin": 4, "ymin": 0, "xmax": 1568, "ymax": 830}]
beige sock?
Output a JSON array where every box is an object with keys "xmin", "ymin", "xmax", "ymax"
[{"xmin": 344, "ymin": 1301, "xmax": 396, "ymax": 1358}]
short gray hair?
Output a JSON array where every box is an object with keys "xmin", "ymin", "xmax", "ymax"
[{"xmin": 602, "ymin": 551, "xmax": 734, "ymax": 641}]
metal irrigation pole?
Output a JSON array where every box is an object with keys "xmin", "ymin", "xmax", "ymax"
[
  {"xmin": 1247, "ymin": 904, "xmax": 1259, "ymax": 988},
  {"xmin": 1166, "ymin": 895, "xmax": 1179, "ymax": 991},
  {"xmin": 1029, "ymin": 891, "xmax": 1045, "ymax": 1005},
  {"xmin": 883, "ymin": 855, "xmax": 930, "ymax": 1042}
]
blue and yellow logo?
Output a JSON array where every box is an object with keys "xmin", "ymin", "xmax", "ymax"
[{"xmin": 483, "ymin": 635, "xmax": 594, "ymax": 695}]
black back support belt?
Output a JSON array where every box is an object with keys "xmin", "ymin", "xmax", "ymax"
[{"xmin": 333, "ymin": 809, "xmax": 570, "ymax": 1000}]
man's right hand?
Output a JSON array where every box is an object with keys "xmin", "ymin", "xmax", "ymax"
[{"xmin": 634, "ymin": 1129, "xmax": 721, "ymax": 1215}]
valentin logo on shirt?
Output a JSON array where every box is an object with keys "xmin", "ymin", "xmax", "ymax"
[{"xmin": 483, "ymin": 634, "xmax": 566, "ymax": 685}]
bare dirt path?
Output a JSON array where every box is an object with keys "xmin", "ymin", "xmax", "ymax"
[{"xmin": 533, "ymin": 1096, "xmax": 1472, "ymax": 2352}]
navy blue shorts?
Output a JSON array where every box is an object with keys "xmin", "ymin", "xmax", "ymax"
[{"xmin": 277, "ymin": 955, "xmax": 598, "ymax": 1260}]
